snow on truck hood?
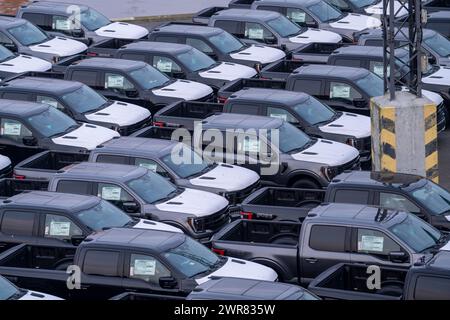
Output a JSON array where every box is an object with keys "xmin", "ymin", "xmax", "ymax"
[
  {"xmin": 0, "ymin": 155, "xmax": 11, "ymax": 170},
  {"xmin": 319, "ymin": 113, "xmax": 371, "ymax": 139},
  {"xmin": 132, "ymin": 219, "xmax": 183, "ymax": 233},
  {"xmin": 85, "ymin": 101, "xmax": 150, "ymax": 126},
  {"xmin": 95, "ymin": 22, "xmax": 149, "ymax": 39},
  {"xmin": 289, "ymin": 28, "xmax": 342, "ymax": 44},
  {"xmin": 52, "ymin": 123, "xmax": 119, "ymax": 150},
  {"xmin": 189, "ymin": 163, "xmax": 260, "ymax": 192},
  {"xmin": 422, "ymin": 67, "xmax": 450, "ymax": 86},
  {"xmin": 329, "ymin": 13, "xmax": 381, "ymax": 31},
  {"xmin": 195, "ymin": 257, "xmax": 278, "ymax": 284},
  {"xmin": 155, "ymin": 188, "xmax": 229, "ymax": 217},
  {"xmin": 364, "ymin": 0, "xmax": 409, "ymax": 17},
  {"xmin": 291, "ymin": 139, "xmax": 359, "ymax": 166},
  {"xmin": 230, "ymin": 44, "xmax": 286, "ymax": 64},
  {"xmin": 0, "ymin": 55, "xmax": 51, "ymax": 74},
  {"xmin": 19, "ymin": 290, "xmax": 63, "ymax": 300},
  {"xmin": 29, "ymin": 37, "xmax": 87, "ymax": 57},
  {"xmin": 152, "ymin": 79, "xmax": 213, "ymax": 100},
  {"xmin": 199, "ymin": 62, "xmax": 257, "ymax": 81}
]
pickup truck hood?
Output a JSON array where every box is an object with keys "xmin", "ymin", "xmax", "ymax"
[
  {"xmin": 85, "ymin": 101, "xmax": 150, "ymax": 126},
  {"xmin": 329, "ymin": 13, "xmax": 381, "ymax": 31},
  {"xmin": 319, "ymin": 113, "xmax": 371, "ymax": 139},
  {"xmin": 189, "ymin": 163, "xmax": 260, "ymax": 192},
  {"xmin": 0, "ymin": 55, "xmax": 51, "ymax": 73},
  {"xmin": 0, "ymin": 155, "xmax": 11, "ymax": 170},
  {"xmin": 291, "ymin": 139, "xmax": 359, "ymax": 166},
  {"xmin": 94, "ymin": 22, "xmax": 149, "ymax": 39},
  {"xmin": 19, "ymin": 290, "xmax": 63, "ymax": 300},
  {"xmin": 152, "ymin": 80, "xmax": 213, "ymax": 100},
  {"xmin": 401, "ymin": 88, "xmax": 443, "ymax": 105},
  {"xmin": 52, "ymin": 123, "xmax": 119, "ymax": 150},
  {"xmin": 422, "ymin": 66, "xmax": 450, "ymax": 86},
  {"xmin": 364, "ymin": 0, "xmax": 409, "ymax": 17},
  {"xmin": 199, "ymin": 62, "xmax": 257, "ymax": 81},
  {"xmin": 230, "ymin": 45, "xmax": 286, "ymax": 64},
  {"xmin": 132, "ymin": 218, "xmax": 183, "ymax": 233},
  {"xmin": 29, "ymin": 37, "xmax": 88, "ymax": 57},
  {"xmin": 289, "ymin": 28, "xmax": 342, "ymax": 44},
  {"xmin": 195, "ymin": 257, "xmax": 278, "ymax": 284},
  {"xmin": 154, "ymin": 188, "xmax": 229, "ymax": 217}
]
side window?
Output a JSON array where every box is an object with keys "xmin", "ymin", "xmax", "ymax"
[
  {"xmin": 357, "ymin": 228, "xmax": 403, "ymax": 258},
  {"xmin": 214, "ymin": 20, "xmax": 241, "ymax": 34},
  {"xmin": 378, "ymin": 192, "xmax": 421, "ymax": 213},
  {"xmin": 70, "ymin": 71, "xmax": 98, "ymax": 87},
  {"xmin": 229, "ymin": 104, "xmax": 260, "ymax": 115},
  {"xmin": 22, "ymin": 13, "xmax": 51, "ymax": 31},
  {"xmin": 334, "ymin": 189, "xmax": 370, "ymax": 205},
  {"xmin": 414, "ymin": 276, "xmax": 450, "ymax": 300},
  {"xmin": 1, "ymin": 92, "xmax": 29, "ymax": 101},
  {"xmin": 286, "ymin": 8, "xmax": 315, "ymax": 25},
  {"xmin": 154, "ymin": 35, "xmax": 179, "ymax": 43},
  {"xmin": 186, "ymin": 38, "xmax": 213, "ymax": 54},
  {"xmin": 134, "ymin": 158, "xmax": 169, "ymax": 178},
  {"xmin": 293, "ymin": 79, "xmax": 322, "ymax": 95},
  {"xmin": 96, "ymin": 154, "xmax": 130, "ymax": 165},
  {"xmin": 329, "ymin": 81, "xmax": 362, "ymax": 101},
  {"xmin": 0, "ymin": 32, "xmax": 13, "ymax": 45},
  {"xmin": 244, "ymin": 22, "xmax": 273, "ymax": 42},
  {"xmin": 56, "ymin": 180, "xmax": 91, "ymax": 195},
  {"xmin": 333, "ymin": 58, "xmax": 361, "ymax": 68},
  {"xmin": 309, "ymin": 225, "xmax": 347, "ymax": 252},
  {"xmin": 119, "ymin": 53, "xmax": 147, "ymax": 62},
  {"xmin": 36, "ymin": 95, "xmax": 66, "ymax": 112},
  {"xmin": 257, "ymin": 5, "xmax": 284, "ymax": 13},
  {"xmin": 129, "ymin": 253, "xmax": 171, "ymax": 285},
  {"xmin": 1, "ymin": 211, "xmax": 35, "ymax": 236},
  {"xmin": 83, "ymin": 250, "xmax": 120, "ymax": 276},
  {"xmin": 152, "ymin": 56, "xmax": 181, "ymax": 73},
  {"xmin": 52, "ymin": 15, "xmax": 72, "ymax": 33},
  {"xmin": 369, "ymin": 60, "xmax": 388, "ymax": 78},
  {"xmin": 104, "ymin": 73, "xmax": 135, "ymax": 91},
  {"xmin": 44, "ymin": 214, "xmax": 82, "ymax": 240},
  {"xmin": 0, "ymin": 118, "xmax": 33, "ymax": 143},
  {"xmin": 365, "ymin": 39, "xmax": 382, "ymax": 46},
  {"xmin": 267, "ymin": 106, "xmax": 298, "ymax": 123}
]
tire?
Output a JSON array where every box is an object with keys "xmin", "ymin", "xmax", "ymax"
[{"xmin": 291, "ymin": 178, "xmax": 320, "ymax": 189}]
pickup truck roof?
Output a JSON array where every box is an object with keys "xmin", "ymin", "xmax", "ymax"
[
  {"xmin": 83, "ymin": 227, "xmax": 185, "ymax": 252},
  {"xmin": 230, "ymin": 88, "xmax": 309, "ymax": 105},
  {"xmin": 18, "ymin": 1, "xmax": 91, "ymax": 15},
  {"xmin": 58, "ymin": 161, "xmax": 147, "ymax": 182},
  {"xmin": 122, "ymin": 41, "xmax": 192, "ymax": 55},
  {"xmin": 0, "ymin": 16, "xmax": 25, "ymax": 28},
  {"xmin": 428, "ymin": 10, "xmax": 450, "ymax": 20},
  {"xmin": 153, "ymin": 23, "xmax": 222, "ymax": 36},
  {"xmin": 358, "ymin": 27, "xmax": 438, "ymax": 42},
  {"xmin": 295, "ymin": 64, "xmax": 369, "ymax": 80},
  {"xmin": 1, "ymin": 76, "xmax": 83, "ymax": 95},
  {"xmin": 211, "ymin": 8, "xmax": 281, "ymax": 22},
  {"xmin": 331, "ymin": 45, "xmax": 384, "ymax": 57},
  {"xmin": 0, "ymin": 99, "xmax": 49, "ymax": 117},
  {"xmin": 202, "ymin": 113, "xmax": 283, "ymax": 130},
  {"xmin": 252, "ymin": 0, "xmax": 322, "ymax": 6},
  {"xmin": 2, "ymin": 191, "xmax": 100, "ymax": 212},
  {"xmin": 331, "ymin": 170, "xmax": 424, "ymax": 188},
  {"xmin": 72, "ymin": 57, "xmax": 146, "ymax": 71},
  {"xmin": 96, "ymin": 137, "xmax": 177, "ymax": 158}
]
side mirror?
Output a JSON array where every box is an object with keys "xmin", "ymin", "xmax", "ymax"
[
  {"xmin": 159, "ymin": 276, "xmax": 178, "ymax": 289},
  {"xmin": 125, "ymin": 90, "xmax": 139, "ymax": 98},
  {"xmin": 206, "ymin": 53, "xmax": 218, "ymax": 60},
  {"xmin": 3, "ymin": 43, "xmax": 16, "ymax": 52},
  {"xmin": 389, "ymin": 251, "xmax": 408, "ymax": 263},
  {"xmin": 22, "ymin": 136, "xmax": 37, "ymax": 146},
  {"xmin": 265, "ymin": 37, "xmax": 277, "ymax": 45},
  {"xmin": 306, "ymin": 21, "xmax": 318, "ymax": 28},
  {"xmin": 71, "ymin": 235, "xmax": 86, "ymax": 246},
  {"xmin": 172, "ymin": 72, "xmax": 186, "ymax": 79},
  {"xmin": 123, "ymin": 201, "xmax": 139, "ymax": 213},
  {"xmin": 353, "ymin": 98, "xmax": 367, "ymax": 108},
  {"xmin": 71, "ymin": 29, "xmax": 84, "ymax": 38}
]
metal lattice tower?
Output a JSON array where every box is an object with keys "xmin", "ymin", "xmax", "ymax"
[{"xmin": 382, "ymin": 0, "xmax": 425, "ymax": 100}]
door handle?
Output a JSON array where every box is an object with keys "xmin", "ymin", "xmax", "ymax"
[{"xmin": 305, "ymin": 258, "xmax": 318, "ymax": 264}]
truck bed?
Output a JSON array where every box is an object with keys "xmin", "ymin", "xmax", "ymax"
[
  {"xmin": 218, "ymin": 78, "xmax": 286, "ymax": 101},
  {"xmin": 192, "ymin": 6, "xmax": 227, "ymax": 24},
  {"xmin": 130, "ymin": 126, "xmax": 183, "ymax": 140},
  {"xmin": 290, "ymin": 43, "xmax": 343, "ymax": 63},
  {"xmin": 228, "ymin": 0, "xmax": 255, "ymax": 8},
  {"xmin": 260, "ymin": 60, "xmax": 309, "ymax": 81},
  {"xmin": 87, "ymin": 38, "xmax": 135, "ymax": 58},
  {"xmin": 52, "ymin": 55, "xmax": 91, "ymax": 73},
  {"xmin": 0, "ymin": 178, "xmax": 48, "ymax": 198}
]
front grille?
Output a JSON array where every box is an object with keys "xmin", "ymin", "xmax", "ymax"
[
  {"xmin": 120, "ymin": 116, "xmax": 152, "ymax": 136},
  {"xmin": 357, "ymin": 136, "xmax": 371, "ymax": 152},
  {"xmin": 231, "ymin": 180, "xmax": 261, "ymax": 204},
  {"xmin": 193, "ymin": 207, "xmax": 229, "ymax": 232},
  {"xmin": 336, "ymin": 156, "xmax": 360, "ymax": 175}
]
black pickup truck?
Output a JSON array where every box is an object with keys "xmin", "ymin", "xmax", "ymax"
[{"xmin": 308, "ymin": 251, "xmax": 450, "ymax": 300}]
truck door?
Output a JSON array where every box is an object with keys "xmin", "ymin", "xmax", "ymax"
[
  {"xmin": 101, "ymin": 72, "xmax": 142, "ymax": 106},
  {"xmin": 325, "ymin": 81, "xmax": 369, "ymax": 115}
]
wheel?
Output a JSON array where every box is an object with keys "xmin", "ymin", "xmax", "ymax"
[
  {"xmin": 291, "ymin": 178, "xmax": 320, "ymax": 189},
  {"xmin": 269, "ymin": 234, "xmax": 298, "ymax": 245}
]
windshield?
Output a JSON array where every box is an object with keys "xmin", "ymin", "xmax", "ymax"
[
  {"xmin": 126, "ymin": 172, "xmax": 177, "ymax": 204},
  {"xmin": 177, "ymin": 48, "xmax": 216, "ymax": 72},
  {"xmin": 389, "ymin": 214, "xmax": 441, "ymax": 252},
  {"xmin": 308, "ymin": 1, "xmax": 343, "ymax": 22},
  {"xmin": 163, "ymin": 237, "xmax": 219, "ymax": 278},
  {"xmin": 7, "ymin": 21, "xmax": 48, "ymax": 46},
  {"xmin": 348, "ymin": 0, "xmax": 377, "ymax": 8},
  {"xmin": 208, "ymin": 31, "xmax": 245, "ymax": 54},
  {"xmin": 161, "ymin": 145, "xmax": 209, "ymax": 179},
  {"xmin": 27, "ymin": 107, "xmax": 77, "ymax": 138},
  {"xmin": 424, "ymin": 32, "xmax": 450, "ymax": 57},
  {"xmin": 410, "ymin": 181, "xmax": 450, "ymax": 216},
  {"xmin": 74, "ymin": 200, "xmax": 132, "ymax": 231},
  {"xmin": 80, "ymin": 8, "xmax": 111, "ymax": 31},
  {"xmin": 272, "ymin": 122, "xmax": 311, "ymax": 153},
  {"xmin": 0, "ymin": 46, "xmax": 14, "ymax": 61},
  {"xmin": 62, "ymin": 85, "xmax": 108, "ymax": 114},
  {"xmin": 0, "ymin": 276, "xmax": 20, "ymax": 300},
  {"xmin": 267, "ymin": 15, "xmax": 302, "ymax": 38},
  {"xmin": 355, "ymin": 72, "xmax": 384, "ymax": 97},
  {"xmin": 292, "ymin": 96, "xmax": 336, "ymax": 125},
  {"xmin": 129, "ymin": 65, "xmax": 170, "ymax": 90}
]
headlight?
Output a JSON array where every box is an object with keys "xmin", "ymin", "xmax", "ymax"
[
  {"xmin": 346, "ymin": 137, "xmax": 357, "ymax": 148},
  {"xmin": 321, "ymin": 166, "xmax": 339, "ymax": 181},
  {"xmin": 52, "ymin": 55, "xmax": 60, "ymax": 64}
]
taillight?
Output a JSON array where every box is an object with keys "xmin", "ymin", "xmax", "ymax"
[
  {"xmin": 153, "ymin": 121, "xmax": 165, "ymax": 127},
  {"xmin": 212, "ymin": 248, "xmax": 225, "ymax": 256},
  {"xmin": 86, "ymin": 52, "xmax": 98, "ymax": 57},
  {"xmin": 218, "ymin": 97, "xmax": 228, "ymax": 104},
  {"xmin": 240, "ymin": 211, "xmax": 254, "ymax": 220},
  {"xmin": 13, "ymin": 174, "xmax": 25, "ymax": 180}
]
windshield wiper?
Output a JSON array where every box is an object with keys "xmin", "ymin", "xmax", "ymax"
[{"xmin": 152, "ymin": 188, "xmax": 181, "ymax": 204}]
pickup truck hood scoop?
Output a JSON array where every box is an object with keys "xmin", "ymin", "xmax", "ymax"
[
  {"xmin": 154, "ymin": 188, "xmax": 228, "ymax": 217},
  {"xmin": 230, "ymin": 45, "xmax": 285, "ymax": 64},
  {"xmin": 319, "ymin": 113, "xmax": 371, "ymax": 138},
  {"xmin": 52, "ymin": 123, "xmax": 119, "ymax": 150},
  {"xmin": 422, "ymin": 67, "xmax": 450, "ymax": 86},
  {"xmin": 289, "ymin": 28, "xmax": 342, "ymax": 44},
  {"xmin": 329, "ymin": 13, "xmax": 381, "ymax": 31},
  {"xmin": 189, "ymin": 163, "xmax": 260, "ymax": 192},
  {"xmin": 132, "ymin": 218, "xmax": 182, "ymax": 233},
  {"xmin": 364, "ymin": 0, "xmax": 408, "ymax": 17},
  {"xmin": 29, "ymin": 37, "xmax": 87, "ymax": 58},
  {"xmin": 152, "ymin": 79, "xmax": 213, "ymax": 100},
  {"xmin": 95, "ymin": 22, "xmax": 149, "ymax": 39},
  {"xmin": 291, "ymin": 139, "xmax": 359, "ymax": 166},
  {"xmin": 199, "ymin": 62, "xmax": 257, "ymax": 81},
  {"xmin": 195, "ymin": 257, "xmax": 278, "ymax": 285}
]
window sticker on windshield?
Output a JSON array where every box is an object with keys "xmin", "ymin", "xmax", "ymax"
[
  {"xmin": 247, "ymin": 28, "xmax": 264, "ymax": 40},
  {"xmin": 359, "ymin": 235, "xmax": 384, "ymax": 252},
  {"xmin": 2, "ymin": 122, "xmax": 21, "ymax": 136},
  {"xmin": 331, "ymin": 85, "xmax": 351, "ymax": 99},
  {"xmin": 101, "ymin": 186, "xmax": 121, "ymax": 201},
  {"xmin": 138, "ymin": 162, "xmax": 158, "ymax": 172},
  {"xmin": 106, "ymin": 75, "xmax": 124, "ymax": 88},
  {"xmin": 53, "ymin": 19, "xmax": 71, "ymax": 31},
  {"xmin": 49, "ymin": 221, "xmax": 71, "ymax": 236},
  {"xmin": 270, "ymin": 113, "xmax": 288, "ymax": 121},
  {"xmin": 131, "ymin": 259, "xmax": 156, "ymax": 276},
  {"xmin": 373, "ymin": 64, "xmax": 390, "ymax": 78},
  {"xmin": 290, "ymin": 11, "xmax": 306, "ymax": 23},
  {"xmin": 156, "ymin": 59, "xmax": 173, "ymax": 73}
]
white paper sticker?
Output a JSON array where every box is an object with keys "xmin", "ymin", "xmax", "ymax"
[
  {"xmin": 247, "ymin": 28, "xmax": 264, "ymax": 40},
  {"xmin": 39, "ymin": 99, "xmax": 59, "ymax": 109},
  {"xmin": 138, "ymin": 162, "xmax": 158, "ymax": 172},
  {"xmin": 101, "ymin": 186, "xmax": 121, "ymax": 201},
  {"xmin": 331, "ymin": 85, "xmax": 351, "ymax": 99},
  {"xmin": 54, "ymin": 19, "xmax": 71, "ymax": 31},
  {"xmin": 290, "ymin": 11, "xmax": 306, "ymax": 23},
  {"xmin": 359, "ymin": 235, "xmax": 384, "ymax": 252},
  {"xmin": 106, "ymin": 75, "xmax": 124, "ymax": 88},
  {"xmin": 242, "ymin": 138, "xmax": 260, "ymax": 153},
  {"xmin": 2, "ymin": 122, "xmax": 21, "ymax": 136},
  {"xmin": 373, "ymin": 64, "xmax": 390, "ymax": 77},
  {"xmin": 49, "ymin": 221, "xmax": 71, "ymax": 236},
  {"xmin": 270, "ymin": 113, "xmax": 287, "ymax": 121},
  {"xmin": 133, "ymin": 259, "xmax": 156, "ymax": 276},
  {"xmin": 156, "ymin": 60, "xmax": 173, "ymax": 73}
]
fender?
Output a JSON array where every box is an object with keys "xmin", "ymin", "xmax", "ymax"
[
  {"xmin": 286, "ymin": 169, "xmax": 326, "ymax": 188},
  {"xmin": 249, "ymin": 257, "xmax": 293, "ymax": 282}
]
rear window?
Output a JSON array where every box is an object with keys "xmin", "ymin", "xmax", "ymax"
[
  {"xmin": 414, "ymin": 276, "xmax": 450, "ymax": 300},
  {"xmin": 1, "ymin": 211, "xmax": 35, "ymax": 236},
  {"xmin": 334, "ymin": 189, "xmax": 370, "ymax": 204},
  {"xmin": 309, "ymin": 225, "xmax": 347, "ymax": 252},
  {"xmin": 56, "ymin": 180, "xmax": 91, "ymax": 195},
  {"xmin": 96, "ymin": 154, "xmax": 130, "ymax": 165},
  {"xmin": 83, "ymin": 250, "xmax": 120, "ymax": 276}
]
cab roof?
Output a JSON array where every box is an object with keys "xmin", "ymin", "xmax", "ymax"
[
  {"xmin": 255, "ymin": 0, "xmax": 321, "ymax": 7},
  {"xmin": 73, "ymin": 57, "xmax": 146, "ymax": 71},
  {"xmin": 359, "ymin": 28, "xmax": 437, "ymax": 41},
  {"xmin": 95, "ymin": 137, "xmax": 177, "ymax": 158},
  {"xmin": 330, "ymin": 46, "xmax": 408, "ymax": 59},
  {"xmin": 331, "ymin": 170, "xmax": 425, "ymax": 188},
  {"xmin": 294, "ymin": 64, "xmax": 369, "ymax": 80},
  {"xmin": 214, "ymin": 8, "xmax": 281, "ymax": 21},
  {"xmin": 202, "ymin": 112, "xmax": 283, "ymax": 130},
  {"xmin": 428, "ymin": 11, "xmax": 450, "ymax": 20},
  {"xmin": 0, "ymin": 99, "xmax": 49, "ymax": 117},
  {"xmin": 122, "ymin": 41, "xmax": 192, "ymax": 55},
  {"xmin": 230, "ymin": 88, "xmax": 309, "ymax": 105},
  {"xmin": 59, "ymin": 161, "xmax": 147, "ymax": 182},
  {"xmin": 19, "ymin": 1, "xmax": 91, "ymax": 15},
  {"xmin": 1, "ymin": 77, "xmax": 83, "ymax": 94},
  {"xmin": 0, "ymin": 16, "xmax": 27, "ymax": 28},
  {"xmin": 152, "ymin": 23, "xmax": 223, "ymax": 36}
]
